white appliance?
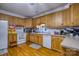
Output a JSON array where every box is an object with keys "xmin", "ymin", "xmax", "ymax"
[
  {"xmin": 0, "ymin": 20, "xmax": 8, "ymax": 55},
  {"xmin": 43, "ymin": 35, "xmax": 51, "ymax": 49},
  {"xmin": 16, "ymin": 27, "xmax": 26, "ymax": 44}
]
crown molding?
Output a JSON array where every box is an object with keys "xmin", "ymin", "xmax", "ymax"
[
  {"xmin": 32, "ymin": 3, "xmax": 71, "ymax": 18},
  {"xmin": 0, "ymin": 9, "xmax": 26, "ymax": 18}
]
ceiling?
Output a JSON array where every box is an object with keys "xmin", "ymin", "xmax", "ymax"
[{"xmin": 0, "ymin": 3, "xmax": 68, "ymax": 18}]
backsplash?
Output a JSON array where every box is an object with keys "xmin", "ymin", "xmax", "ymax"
[{"xmin": 47, "ymin": 29, "xmax": 61, "ymax": 35}]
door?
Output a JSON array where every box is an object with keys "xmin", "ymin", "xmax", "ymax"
[
  {"xmin": 43, "ymin": 35, "xmax": 51, "ymax": 49},
  {"xmin": 0, "ymin": 20, "xmax": 8, "ymax": 49}
]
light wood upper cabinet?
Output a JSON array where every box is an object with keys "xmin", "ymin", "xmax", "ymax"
[
  {"xmin": 62, "ymin": 3, "xmax": 79, "ymax": 27},
  {"xmin": 32, "ymin": 19, "xmax": 36, "ymax": 27},
  {"xmin": 71, "ymin": 4, "xmax": 79, "ymax": 26},
  {"xmin": 35, "ymin": 18, "xmax": 41, "ymax": 25},
  {"xmin": 0, "ymin": 13, "xmax": 32, "ymax": 27},
  {"xmin": 40, "ymin": 16, "xmax": 47, "ymax": 25},
  {"xmin": 32, "ymin": 4, "xmax": 79, "ymax": 27},
  {"xmin": 46, "ymin": 14, "xmax": 54, "ymax": 27},
  {"xmin": 40, "ymin": 11, "xmax": 63, "ymax": 28},
  {"xmin": 32, "ymin": 18, "xmax": 41, "ymax": 27},
  {"xmin": 62, "ymin": 8, "xmax": 73, "ymax": 26},
  {"xmin": 46, "ymin": 11, "xmax": 63, "ymax": 28},
  {"xmin": 24, "ymin": 18, "xmax": 32, "ymax": 28},
  {"xmin": 53, "ymin": 11, "xmax": 63, "ymax": 27}
]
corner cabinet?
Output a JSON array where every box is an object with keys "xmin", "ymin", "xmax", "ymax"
[{"xmin": 51, "ymin": 36, "xmax": 64, "ymax": 53}]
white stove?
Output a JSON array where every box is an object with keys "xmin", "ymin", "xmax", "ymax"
[{"xmin": 16, "ymin": 27, "xmax": 26, "ymax": 44}]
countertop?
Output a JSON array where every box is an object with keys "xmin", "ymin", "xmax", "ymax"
[
  {"xmin": 8, "ymin": 32, "xmax": 17, "ymax": 34},
  {"xmin": 30, "ymin": 32, "xmax": 63, "ymax": 37},
  {"xmin": 30, "ymin": 32, "xmax": 51, "ymax": 35},
  {"xmin": 61, "ymin": 37, "xmax": 79, "ymax": 51}
]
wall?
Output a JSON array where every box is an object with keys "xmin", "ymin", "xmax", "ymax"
[{"xmin": 0, "ymin": 13, "xmax": 32, "ymax": 28}]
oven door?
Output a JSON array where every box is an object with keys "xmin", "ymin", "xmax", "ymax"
[{"xmin": 17, "ymin": 33, "xmax": 26, "ymax": 44}]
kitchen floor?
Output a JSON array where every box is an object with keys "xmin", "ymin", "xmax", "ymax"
[{"xmin": 2, "ymin": 42, "xmax": 63, "ymax": 56}]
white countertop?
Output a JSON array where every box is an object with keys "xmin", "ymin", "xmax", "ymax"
[{"xmin": 61, "ymin": 37, "xmax": 79, "ymax": 50}]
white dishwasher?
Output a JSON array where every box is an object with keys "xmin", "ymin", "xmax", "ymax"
[{"xmin": 43, "ymin": 35, "xmax": 51, "ymax": 49}]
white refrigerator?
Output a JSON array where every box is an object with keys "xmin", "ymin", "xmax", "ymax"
[{"xmin": 0, "ymin": 20, "xmax": 8, "ymax": 55}]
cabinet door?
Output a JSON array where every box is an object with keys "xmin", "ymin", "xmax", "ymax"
[
  {"xmin": 51, "ymin": 36, "xmax": 63, "ymax": 52},
  {"xmin": 8, "ymin": 33, "xmax": 12, "ymax": 46},
  {"xmin": 62, "ymin": 8, "xmax": 73, "ymax": 26},
  {"xmin": 38, "ymin": 35, "xmax": 43, "ymax": 45},
  {"xmin": 30, "ymin": 34, "xmax": 35, "ymax": 42},
  {"xmin": 40, "ymin": 16, "xmax": 47, "ymax": 25},
  {"xmin": 8, "ymin": 33, "xmax": 17, "ymax": 47},
  {"xmin": 71, "ymin": 4, "xmax": 79, "ymax": 26},
  {"xmin": 26, "ymin": 33, "xmax": 30, "ymax": 42},
  {"xmin": 34, "ymin": 34, "xmax": 39, "ymax": 44},
  {"xmin": 29, "ymin": 34, "xmax": 43, "ymax": 45},
  {"xmin": 34, "ymin": 34, "xmax": 43, "ymax": 45},
  {"xmin": 32, "ymin": 19, "xmax": 36, "ymax": 27},
  {"xmin": 65, "ymin": 48, "xmax": 79, "ymax": 56},
  {"xmin": 54, "ymin": 11, "xmax": 63, "ymax": 27},
  {"xmin": 46, "ymin": 14, "xmax": 54, "ymax": 27},
  {"xmin": 33, "ymin": 18, "xmax": 41, "ymax": 27},
  {"xmin": 13, "ymin": 34, "xmax": 17, "ymax": 42}
]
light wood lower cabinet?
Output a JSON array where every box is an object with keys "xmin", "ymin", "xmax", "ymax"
[
  {"xmin": 51, "ymin": 36, "xmax": 64, "ymax": 53},
  {"xmin": 29, "ymin": 34, "xmax": 43, "ymax": 45},
  {"xmin": 8, "ymin": 33, "xmax": 17, "ymax": 47},
  {"xmin": 26, "ymin": 33, "xmax": 30, "ymax": 42},
  {"xmin": 64, "ymin": 48, "xmax": 79, "ymax": 56}
]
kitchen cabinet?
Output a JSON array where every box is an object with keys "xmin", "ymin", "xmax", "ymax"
[
  {"xmin": 53, "ymin": 11, "xmax": 63, "ymax": 27},
  {"xmin": 34, "ymin": 11, "xmax": 63, "ymax": 28},
  {"xmin": 29, "ymin": 34, "xmax": 43, "ymax": 45},
  {"xmin": 62, "ymin": 8, "xmax": 73, "ymax": 26},
  {"xmin": 35, "ymin": 18, "xmax": 41, "ymax": 25},
  {"xmin": 32, "ymin": 19, "xmax": 36, "ymax": 27},
  {"xmin": 26, "ymin": 33, "xmax": 30, "ymax": 42},
  {"xmin": 40, "ymin": 16, "xmax": 47, "ymax": 25},
  {"xmin": 51, "ymin": 36, "xmax": 64, "ymax": 53},
  {"xmin": 0, "ymin": 13, "xmax": 32, "ymax": 27},
  {"xmin": 35, "ymin": 34, "xmax": 43, "ymax": 45},
  {"xmin": 29, "ymin": 34, "xmax": 35, "ymax": 43},
  {"xmin": 64, "ymin": 48, "xmax": 79, "ymax": 56},
  {"xmin": 46, "ymin": 14, "xmax": 54, "ymax": 27},
  {"xmin": 71, "ymin": 4, "xmax": 79, "ymax": 26},
  {"xmin": 24, "ymin": 18, "xmax": 32, "ymax": 28},
  {"xmin": 8, "ymin": 33, "xmax": 17, "ymax": 47},
  {"xmin": 32, "ymin": 18, "xmax": 41, "ymax": 27}
]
